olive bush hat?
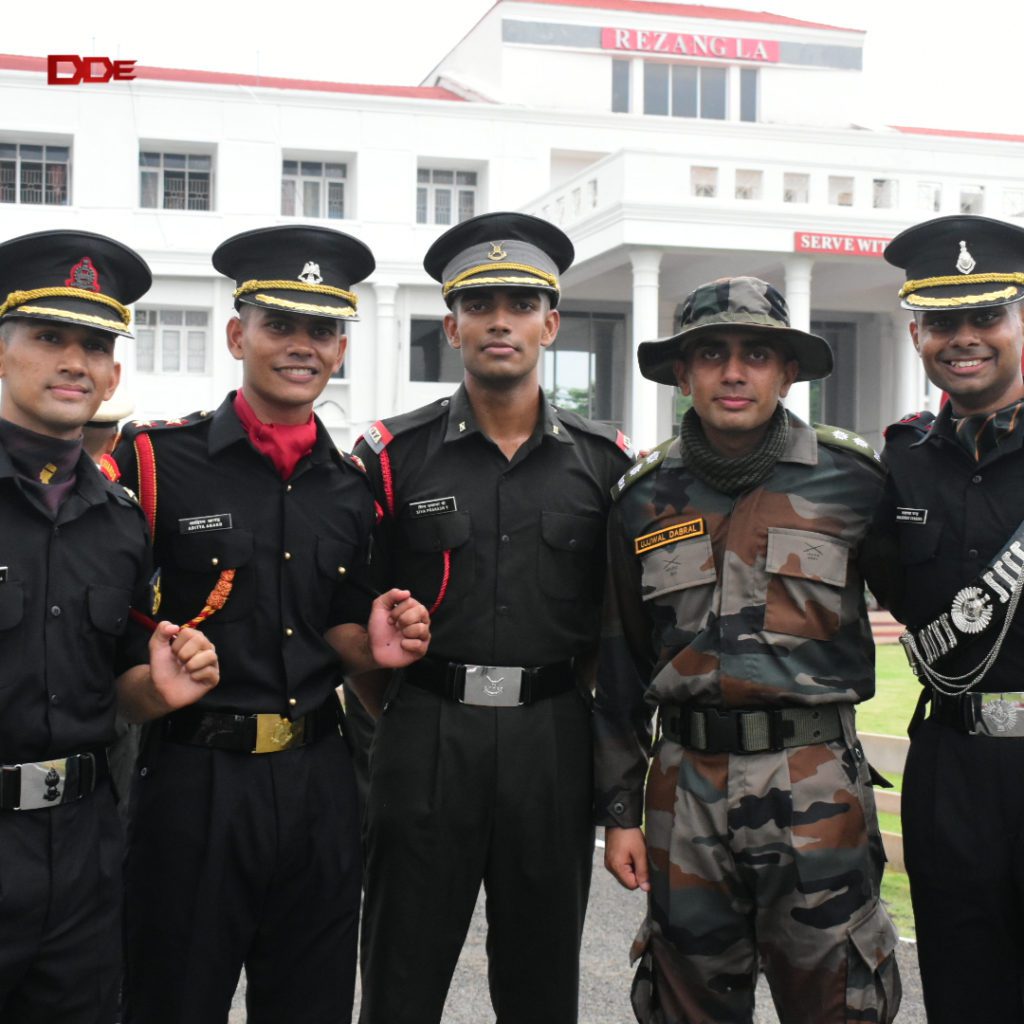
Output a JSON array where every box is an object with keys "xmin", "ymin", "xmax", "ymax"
[{"xmin": 637, "ymin": 276, "xmax": 833, "ymax": 384}]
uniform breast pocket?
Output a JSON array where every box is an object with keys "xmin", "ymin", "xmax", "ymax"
[
  {"xmin": 399, "ymin": 511, "xmax": 474, "ymax": 607},
  {"xmin": 897, "ymin": 520, "xmax": 941, "ymax": 565},
  {"xmin": 537, "ymin": 511, "xmax": 604, "ymax": 600},
  {"xmin": 86, "ymin": 584, "xmax": 132, "ymax": 636},
  {"xmin": 169, "ymin": 528, "xmax": 255, "ymax": 622},
  {"xmin": 315, "ymin": 537, "xmax": 359, "ymax": 583},
  {"xmin": 0, "ymin": 581, "xmax": 24, "ymax": 632},
  {"xmin": 639, "ymin": 534, "xmax": 717, "ymax": 636},
  {"xmin": 764, "ymin": 527, "xmax": 850, "ymax": 641}
]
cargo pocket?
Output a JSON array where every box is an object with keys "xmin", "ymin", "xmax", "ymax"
[
  {"xmin": 538, "ymin": 511, "xmax": 603, "ymax": 599},
  {"xmin": 399, "ymin": 510, "xmax": 473, "ymax": 607},
  {"xmin": 170, "ymin": 528, "xmax": 255, "ymax": 622},
  {"xmin": 845, "ymin": 900, "xmax": 901, "ymax": 1024},
  {"xmin": 639, "ymin": 533, "xmax": 716, "ymax": 636},
  {"xmin": 764, "ymin": 527, "xmax": 850, "ymax": 640}
]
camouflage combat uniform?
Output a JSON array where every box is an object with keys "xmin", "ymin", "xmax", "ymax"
[{"xmin": 594, "ymin": 410, "xmax": 901, "ymax": 1024}]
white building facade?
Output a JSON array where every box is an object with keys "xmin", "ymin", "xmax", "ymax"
[{"xmin": 2, "ymin": 0, "xmax": 1023, "ymax": 449}]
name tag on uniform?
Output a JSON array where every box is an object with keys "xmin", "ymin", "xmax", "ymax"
[
  {"xmin": 178, "ymin": 513, "xmax": 233, "ymax": 534},
  {"xmin": 407, "ymin": 497, "xmax": 457, "ymax": 518},
  {"xmin": 0, "ymin": 566, "xmax": 7, "ymax": 583},
  {"xmin": 895, "ymin": 507, "xmax": 928, "ymax": 525},
  {"xmin": 634, "ymin": 517, "xmax": 705, "ymax": 555}
]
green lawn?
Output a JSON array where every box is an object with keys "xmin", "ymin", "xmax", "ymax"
[
  {"xmin": 880, "ymin": 869, "xmax": 915, "ymax": 938},
  {"xmin": 856, "ymin": 645, "xmax": 921, "ymax": 737}
]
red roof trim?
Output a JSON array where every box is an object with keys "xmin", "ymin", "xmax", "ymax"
[
  {"xmin": 0, "ymin": 53, "xmax": 466, "ymax": 101},
  {"xmin": 892, "ymin": 124, "xmax": 1024, "ymax": 144},
  {"xmin": 502, "ymin": 0, "xmax": 860, "ymax": 33}
]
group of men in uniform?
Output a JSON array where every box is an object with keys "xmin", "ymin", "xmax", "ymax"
[{"xmin": 2, "ymin": 203, "xmax": 1024, "ymax": 1024}]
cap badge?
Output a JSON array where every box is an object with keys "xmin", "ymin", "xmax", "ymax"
[
  {"xmin": 487, "ymin": 243, "xmax": 507, "ymax": 261},
  {"xmin": 956, "ymin": 241, "xmax": 977, "ymax": 275},
  {"xmin": 298, "ymin": 261, "xmax": 323, "ymax": 284},
  {"xmin": 65, "ymin": 256, "xmax": 100, "ymax": 292}
]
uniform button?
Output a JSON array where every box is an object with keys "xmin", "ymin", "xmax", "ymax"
[
  {"xmin": 283, "ymin": 552, "xmax": 292, "ymax": 561},
  {"xmin": 211, "ymin": 557, "xmax": 219, "ymax": 567},
  {"xmin": 50, "ymin": 605, "xmax": 61, "ymax": 617},
  {"xmin": 612, "ymin": 800, "xmax": 625, "ymax": 814},
  {"xmin": 140, "ymin": 766, "xmax": 148, "ymax": 778},
  {"xmin": 497, "ymin": 605, "xmax": 509, "ymax": 616},
  {"xmin": 568, "ymin": 538, "xmax": 577, "ymax": 549},
  {"xmin": 501, "ymin": 534, "xmax": 510, "ymax": 543},
  {"xmin": 286, "ymin": 484, "xmax": 293, "ymax": 493},
  {"xmin": 288, "ymin": 697, "xmax": 297, "ymax": 707},
  {"xmin": 284, "ymin": 627, "xmax": 294, "ymax": 637},
  {"xmin": 49, "ymin": 693, "xmax": 60, "ymax": 705},
  {"xmin": 337, "ymin": 566, "xmax": 346, "ymax": 576},
  {"xmin": 969, "ymin": 548, "xmax": 979, "ymax": 558},
  {"xmin": 972, "ymin": 474, "xmax": 983, "ymax": 484}
]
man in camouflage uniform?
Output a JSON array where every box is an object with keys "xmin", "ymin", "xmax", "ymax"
[{"xmin": 595, "ymin": 277, "xmax": 901, "ymax": 1024}]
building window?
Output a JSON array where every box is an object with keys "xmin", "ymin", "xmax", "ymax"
[
  {"xmin": 828, "ymin": 176, "xmax": 854, "ymax": 207},
  {"xmin": 735, "ymin": 169, "xmax": 762, "ymax": 200},
  {"xmin": 139, "ymin": 151, "xmax": 212, "ymax": 211},
  {"xmin": 691, "ymin": 166, "xmax": 718, "ymax": 199},
  {"xmin": 281, "ymin": 159, "xmax": 346, "ymax": 219},
  {"xmin": 417, "ymin": 168, "xmax": 477, "ymax": 225},
  {"xmin": 643, "ymin": 63, "xmax": 726, "ymax": 120},
  {"xmin": 410, "ymin": 318, "xmax": 462, "ymax": 382},
  {"xmin": 135, "ymin": 309, "xmax": 210, "ymax": 374},
  {"xmin": 0, "ymin": 143, "xmax": 70, "ymax": 205},
  {"xmin": 1005, "ymin": 189, "xmax": 1024, "ymax": 219},
  {"xmin": 918, "ymin": 182, "xmax": 942, "ymax": 212},
  {"xmin": 542, "ymin": 312, "xmax": 626, "ymax": 426},
  {"xmin": 739, "ymin": 68, "xmax": 758, "ymax": 122},
  {"xmin": 873, "ymin": 178, "xmax": 898, "ymax": 209},
  {"xmin": 611, "ymin": 59, "xmax": 630, "ymax": 113},
  {"xmin": 960, "ymin": 185, "xmax": 984, "ymax": 214},
  {"xmin": 784, "ymin": 173, "xmax": 809, "ymax": 204}
]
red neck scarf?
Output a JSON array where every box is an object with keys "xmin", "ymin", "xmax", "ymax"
[{"xmin": 233, "ymin": 391, "xmax": 317, "ymax": 480}]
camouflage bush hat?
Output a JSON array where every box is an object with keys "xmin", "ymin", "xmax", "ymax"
[{"xmin": 637, "ymin": 276, "xmax": 833, "ymax": 385}]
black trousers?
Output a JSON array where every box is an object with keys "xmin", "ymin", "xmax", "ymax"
[
  {"xmin": 123, "ymin": 731, "xmax": 362, "ymax": 1024},
  {"xmin": 0, "ymin": 786, "xmax": 122, "ymax": 1024},
  {"xmin": 359, "ymin": 682, "xmax": 594, "ymax": 1024},
  {"xmin": 903, "ymin": 717, "xmax": 1024, "ymax": 1023}
]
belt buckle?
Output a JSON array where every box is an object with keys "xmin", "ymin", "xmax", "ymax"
[
  {"xmin": 253, "ymin": 714, "xmax": 305, "ymax": 754},
  {"xmin": 971, "ymin": 692, "xmax": 1024, "ymax": 737},
  {"xmin": 461, "ymin": 665, "xmax": 523, "ymax": 707},
  {"xmin": 16, "ymin": 758, "xmax": 68, "ymax": 810}
]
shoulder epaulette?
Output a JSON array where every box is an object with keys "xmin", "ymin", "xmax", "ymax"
[
  {"xmin": 120, "ymin": 408, "xmax": 214, "ymax": 441},
  {"xmin": 552, "ymin": 407, "xmax": 636, "ymax": 458},
  {"xmin": 612, "ymin": 437, "xmax": 676, "ymax": 500},
  {"xmin": 814, "ymin": 423, "xmax": 882, "ymax": 466},
  {"xmin": 358, "ymin": 399, "xmax": 450, "ymax": 455},
  {"xmin": 110, "ymin": 483, "xmax": 141, "ymax": 509},
  {"xmin": 883, "ymin": 409, "xmax": 936, "ymax": 442}
]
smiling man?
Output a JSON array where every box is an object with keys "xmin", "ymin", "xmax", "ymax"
[
  {"xmin": 0, "ymin": 230, "xmax": 219, "ymax": 1024},
  {"xmin": 596, "ymin": 277, "xmax": 900, "ymax": 1024},
  {"xmin": 353, "ymin": 212, "xmax": 633, "ymax": 1024},
  {"xmin": 867, "ymin": 215, "xmax": 1024, "ymax": 1023},
  {"xmin": 110, "ymin": 226, "xmax": 431, "ymax": 1024}
]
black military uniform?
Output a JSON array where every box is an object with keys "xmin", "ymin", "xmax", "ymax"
[
  {"xmin": 0, "ymin": 232, "xmax": 152, "ymax": 1023},
  {"xmin": 114, "ymin": 227, "xmax": 377, "ymax": 1024},
  {"xmin": 356, "ymin": 213, "xmax": 633, "ymax": 1024},
  {"xmin": 869, "ymin": 216, "xmax": 1024, "ymax": 1023}
]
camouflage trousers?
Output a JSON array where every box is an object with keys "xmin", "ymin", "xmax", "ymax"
[{"xmin": 630, "ymin": 706, "xmax": 900, "ymax": 1024}]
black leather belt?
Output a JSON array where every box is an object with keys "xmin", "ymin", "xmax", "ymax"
[
  {"xmin": 0, "ymin": 751, "xmax": 108, "ymax": 811},
  {"xmin": 163, "ymin": 699, "xmax": 341, "ymax": 754},
  {"xmin": 405, "ymin": 658, "xmax": 575, "ymax": 707},
  {"xmin": 661, "ymin": 704, "xmax": 844, "ymax": 754}
]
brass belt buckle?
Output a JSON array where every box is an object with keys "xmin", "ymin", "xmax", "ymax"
[
  {"xmin": 461, "ymin": 665, "xmax": 524, "ymax": 707},
  {"xmin": 253, "ymin": 714, "xmax": 305, "ymax": 754},
  {"xmin": 16, "ymin": 758, "xmax": 68, "ymax": 810}
]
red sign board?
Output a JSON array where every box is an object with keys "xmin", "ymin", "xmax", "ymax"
[
  {"xmin": 47, "ymin": 55, "xmax": 137, "ymax": 85},
  {"xmin": 601, "ymin": 28, "xmax": 779, "ymax": 62},
  {"xmin": 794, "ymin": 232, "xmax": 891, "ymax": 258}
]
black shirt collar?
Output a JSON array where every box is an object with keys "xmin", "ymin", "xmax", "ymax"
[
  {"xmin": 207, "ymin": 391, "xmax": 334, "ymax": 466},
  {"xmin": 443, "ymin": 384, "xmax": 575, "ymax": 447}
]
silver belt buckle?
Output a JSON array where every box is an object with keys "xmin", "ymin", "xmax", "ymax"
[
  {"xmin": 461, "ymin": 665, "xmax": 524, "ymax": 707},
  {"xmin": 15, "ymin": 758, "xmax": 69, "ymax": 810},
  {"xmin": 972, "ymin": 692, "xmax": 1024, "ymax": 737}
]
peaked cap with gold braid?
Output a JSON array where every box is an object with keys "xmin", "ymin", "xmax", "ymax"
[
  {"xmin": 423, "ymin": 211, "xmax": 573, "ymax": 309},
  {"xmin": 213, "ymin": 225, "xmax": 375, "ymax": 322},
  {"xmin": 885, "ymin": 215, "xmax": 1024, "ymax": 311},
  {"xmin": 0, "ymin": 230, "xmax": 151, "ymax": 337}
]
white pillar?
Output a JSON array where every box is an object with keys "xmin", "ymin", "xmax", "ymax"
[
  {"xmin": 373, "ymin": 282, "xmax": 399, "ymax": 419},
  {"xmin": 783, "ymin": 255, "xmax": 812, "ymax": 422},
  {"xmin": 629, "ymin": 249, "xmax": 663, "ymax": 449}
]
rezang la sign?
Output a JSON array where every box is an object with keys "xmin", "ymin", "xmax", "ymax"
[
  {"xmin": 601, "ymin": 29, "xmax": 779, "ymax": 62},
  {"xmin": 794, "ymin": 232, "xmax": 891, "ymax": 258}
]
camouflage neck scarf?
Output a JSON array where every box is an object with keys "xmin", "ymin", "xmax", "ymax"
[
  {"xmin": 679, "ymin": 403, "xmax": 789, "ymax": 496},
  {"xmin": 952, "ymin": 397, "xmax": 1024, "ymax": 462}
]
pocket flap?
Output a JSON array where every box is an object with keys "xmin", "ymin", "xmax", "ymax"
[
  {"xmin": 400, "ymin": 511, "xmax": 471, "ymax": 553},
  {"xmin": 0, "ymin": 581, "xmax": 25, "ymax": 630},
  {"xmin": 316, "ymin": 536, "xmax": 358, "ymax": 576},
  {"xmin": 766, "ymin": 528, "xmax": 849, "ymax": 587},
  {"xmin": 87, "ymin": 584, "xmax": 131, "ymax": 635},
  {"xmin": 848, "ymin": 901, "xmax": 899, "ymax": 968},
  {"xmin": 171, "ymin": 529, "xmax": 254, "ymax": 571},
  {"xmin": 540, "ymin": 511, "xmax": 602, "ymax": 552},
  {"xmin": 897, "ymin": 520, "xmax": 941, "ymax": 566},
  {"xmin": 640, "ymin": 533, "xmax": 716, "ymax": 601}
]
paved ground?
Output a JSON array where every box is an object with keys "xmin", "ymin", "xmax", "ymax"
[{"xmin": 230, "ymin": 846, "xmax": 923, "ymax": 1022}]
